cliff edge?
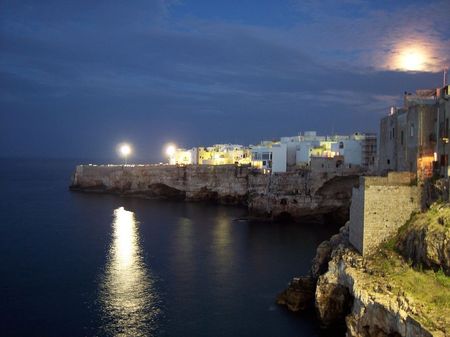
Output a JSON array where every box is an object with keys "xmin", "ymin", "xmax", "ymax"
[
  {"xmin": 70, "ymin": 164, "xmax": 359, "ymax": 222},
  {"xmin": 277, "ymin": 203, "xmax": 450, "ymax": 336}
]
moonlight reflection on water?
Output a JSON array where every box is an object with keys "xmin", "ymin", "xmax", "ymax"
[{"xmin": 99, "ymin": 207, "xmax": 159, "ymax": 337}]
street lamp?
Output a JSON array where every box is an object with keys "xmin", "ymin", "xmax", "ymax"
[
  {"xmin": 119, "ymin": 143, "xmax": 132, "ymax": 165},
  {"xmin": 166, "ymin": 144, "xmax": 176, "ymax": 157},
  {"xmin": 165, "ymin": 144, "xmax": 176, "ymax": 164}
]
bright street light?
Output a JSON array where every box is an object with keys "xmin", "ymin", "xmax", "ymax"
[
  {"xmin": 119, "ymin": 143, "xmax": 132, "ymax": 165},
  {"xmin": 165, "ymin": 144, "xmax": 176, "ymax": 157}
]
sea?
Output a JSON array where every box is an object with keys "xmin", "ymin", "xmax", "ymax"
[{"xmin": 0, "ymin": 158, "xmax": 342, "ymax": 337}]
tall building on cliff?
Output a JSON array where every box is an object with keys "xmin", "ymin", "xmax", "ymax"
[
  {"xmin": 378, "ymin": 89, "xmax": 439, "ymax": 180},
  {"xmin": 378, "ymin": 85, "xmax": 450, "ymax": 179}
]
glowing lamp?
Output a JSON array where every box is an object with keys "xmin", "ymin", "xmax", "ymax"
[
  {"xmin": 118, "ymin": 143, "xmax": 132, "ymax": 165},
  {"xmin": 120, "ymin": 144, "xmax": 131, "ymax": 156},
  {"xmin": 166, "ymin": 144, "xmax": 176, "ymax": 157}
]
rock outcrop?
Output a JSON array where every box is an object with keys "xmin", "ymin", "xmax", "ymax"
[
  {"xmin": 70, "ymin": 164, "xmax": 359, "ymax": 222},
  {"xmin": 316, "ymin": 246, "xmax": 440, "ymax": 337},
  {"xmin": 278, "ymin": 219, "xmax": 449, "ymax": 337},
  {"xmin": 276, "ymin": 276, "xmax": 315, "ymax": 312},
  {"xmin": 276, "ymin": 225, "xmax": 350, "ymax": 313}
]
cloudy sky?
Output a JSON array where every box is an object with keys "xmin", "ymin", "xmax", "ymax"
[{"xmin": 1, "ymin": 0, "xmax": 449, "ymax": 161}]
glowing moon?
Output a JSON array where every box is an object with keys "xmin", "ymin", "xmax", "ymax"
[
  {"xmin": 398, "ymin": 48, "xmax": 428, "ymax": 71},
  {"xmin": 389, "ymin": 45, "xmax": 431, "ymax": 72}
]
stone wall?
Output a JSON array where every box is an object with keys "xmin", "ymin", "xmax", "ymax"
[
  {"xmin": 71, "ymin": 164, "xmax": 360, "ymax": 221},
  {"xmin": 349, "ymin": 172, "xmax": 422, "ymax": 255},
  {"xmin": 348, "ymin": 184, "xmax": 364, "ymax": 253}
]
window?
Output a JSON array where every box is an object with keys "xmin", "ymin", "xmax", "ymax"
[
  {"xmin": 410, "ymin": 124, "xmax": 414, "ymax": 137},
  {"xmin": 387, "ymin": 159, "xmax": 390, "ymax": 165},
  {"xmin": 252, "ymin": 152, "xmax": 261, "ymax": 160},
  {"xmin": 339, "ymin": 142, "xmax": 344, "ymax": 149},
  {"xmin": 262, "ymin": 152, "xmax": 271, "ymax": 160},
  {"xmin": 401, "ymin": 130, "xmax": 404, "ymax": 145}
]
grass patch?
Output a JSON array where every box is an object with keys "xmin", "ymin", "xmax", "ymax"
[
  {"xmin": 435, "ymin": 268, "xmax": 450, "ymax": 287},
  {"xmin": 363, "ymin": 202, "xmax": 450, "ymax": 333},
  {"xmin": 366, "ymin": 250, "xmax": 450, "ymax": 333}
]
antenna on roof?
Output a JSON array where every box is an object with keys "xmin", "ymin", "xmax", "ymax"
[{"xmin": 444, "ymin": 67, "xmax": 448, "ymax": 87}]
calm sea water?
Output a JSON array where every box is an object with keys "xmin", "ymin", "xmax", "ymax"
[{"xmin": 0, "ymin": 159, "xmax": 340, "ymax": 337}]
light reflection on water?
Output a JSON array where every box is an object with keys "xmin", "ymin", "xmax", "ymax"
[
  {"xmin": 212, "ymin": 212, "xmax": 234, "ymax": 272},
  {"xmin": 99, "ymin": 207, "xmax": 159, "ymax": 337}
]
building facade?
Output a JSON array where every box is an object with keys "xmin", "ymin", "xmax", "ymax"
[
  {"xmin": 250, "ymin": 141, "xmax": 287, "ymax": 173},
  {"xmin": 169, "ymin": 131, "xmax": 377, "ymax": 175},
  {"xmin": 378, "ymin": 89, "xmax": 439, "ymax": 180},
  {"xmin": 250, "ymin": 131, "xmax": 377, "ymax": 174},
  {"xmin": 169, "ymin": 144, "xmax": 251, "ymax": 166}
]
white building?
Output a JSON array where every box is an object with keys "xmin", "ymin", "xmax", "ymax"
[
  {"xmin": 251, "ymin": 131, "xmax": 376, "ymax": 173},
  {"xmin": 168, "ymin": 144, "xmax": 251, "ymax": 166},
  {"xmin": 169, "ymin": 131, "xmax": 376, "ymax": 174}
]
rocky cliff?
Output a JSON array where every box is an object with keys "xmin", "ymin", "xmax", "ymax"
[
  {"xmin": 396, "ymin": 203, "xmax": 450, "ymax": 275},
  {"xmin": 70, "ymin": 164, "xmax": 359, "ymax": 221},
  {"xmin": 277, "ymin": 205, "xmax": 450, "ymax": 336}
]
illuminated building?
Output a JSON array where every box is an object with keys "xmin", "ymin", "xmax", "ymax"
[
  {"xmin": 197, "ymin": 144, "xmax": 251, "ymax": 165},
  {"xmin": 167, "ymin": 133, "xmax": 376, "ymax": 174},
  {"xmin": 378, "ymin": 88, "xmax": 439, "ymax": 180},
  {"xmin": 168, "ymin": 144, "xmax": 251, "ymax": 166},
  {"xmin": 250, "ymin": 141, "xmax": 287, "ymax": 172},
  {"xmin": 251, "ymin": 132, "xmax": 376, "ymax": 173},
  {"xmin": 168, "ymin": 147, "xmax": 196, "ymax": 165}
]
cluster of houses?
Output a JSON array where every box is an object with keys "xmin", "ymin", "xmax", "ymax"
[
  {"xmin": 168, "ymin": 84, "xmax": 450, "ymax": 178},
  {"xmin": 168, "ymin": 131, "xmax": 377, "ymax": 174}
]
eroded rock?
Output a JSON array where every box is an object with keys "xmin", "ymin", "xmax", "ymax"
[
  {"xmin": 276, "ymin": 276, "xmax": 315, "ymax": 312},
  {"xmin": 315, "ymin": 278, "xmax": 353, "ymax": 327}
]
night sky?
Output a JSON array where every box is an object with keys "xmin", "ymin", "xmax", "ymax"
[{"xmin": 1, "ymin": 0, "xmax": 449, "ymax": 162}]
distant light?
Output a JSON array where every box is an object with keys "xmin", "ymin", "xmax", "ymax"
[
  {"xmin": 165, "ymin": 144, "xmax": 176, "ymax": 157},
  {"xmin": 120, "ymin": 144, "xmax": 131, "ymax": 157},
  {"xmin": 118, "ymin": 143, "xmax": 132, "ymax": 165}
]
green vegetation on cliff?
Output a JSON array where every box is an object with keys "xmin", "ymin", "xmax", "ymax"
[{"xmin": 365, "ymin": 203, "xmax": 450, "ymax": 334}]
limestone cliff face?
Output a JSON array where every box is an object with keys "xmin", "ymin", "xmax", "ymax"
[
  {"xmin": 317, "ymin": 246, "xmax": 436, "ymax": 337},
  {"xmin": 278, "ymin": 222, "xmax": 446, "ymax": 337},
  {"xmin": 70, "ymin": 164, "xmax": 359, "ymax": 221},
  {"xmin": 248, "ymin": 172, "xmax": 358, "ymax": 221},
  {"xmin": 71, "ymin": 164, "xmax": 249, "ymax": 204}
]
